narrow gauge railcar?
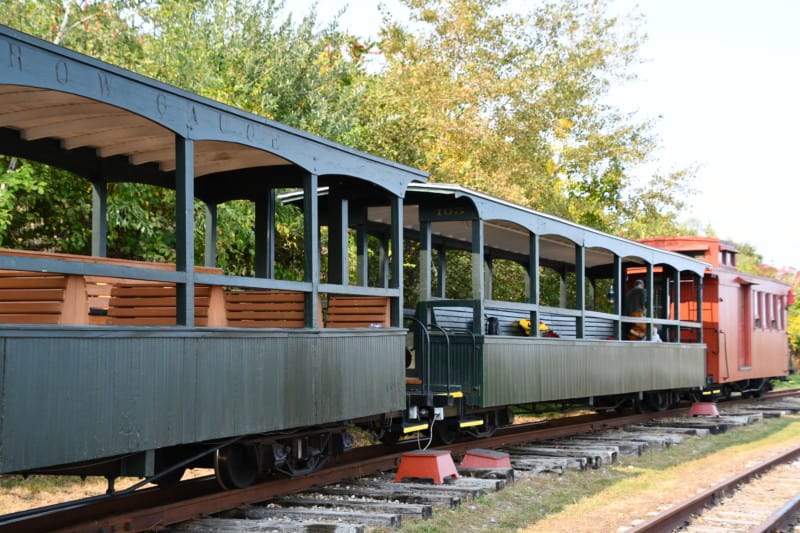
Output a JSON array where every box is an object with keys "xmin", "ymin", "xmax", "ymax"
[
  {"xmin": 639, "ymin": 237, "xmax": 791, "ymax": 397},
  {"xmin": 0, "ymin": 25, "xmax": 427, "ymax": 489},
  {"xmin": 296, "ymin": 184, "xmax": 710, "ymax": 444}
]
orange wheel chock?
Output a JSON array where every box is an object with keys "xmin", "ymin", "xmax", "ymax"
[{"xmin": 394, "ymin": 449, "xmax": 460, "ymax": 484}]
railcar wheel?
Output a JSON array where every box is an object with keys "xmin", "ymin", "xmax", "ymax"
[
  {"xmin": 215, "ymin": 444, "xmax": 259, "ymax": 490},
  {"xmin": 645, "ymin": 391, "xmax": 673, "ymax": 411},
  {"xmin": 378, "ymin": 430, "xmax": 402, "ymax": 445},
  {"xmin": 468, "ymin": 411, "xmax": 498, "ymax": 439},
  {"xmin": 282, "ymin": 453, "xmax": 326, "ymax": 477},
  {"xmin": 433, "ymin": 421, "xmax": 459, "ymax": 445}
]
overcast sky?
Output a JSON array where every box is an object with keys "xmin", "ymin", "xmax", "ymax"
[{"xmin": 289, "ymin": 1, "xmax": 800, "ymax": 269}]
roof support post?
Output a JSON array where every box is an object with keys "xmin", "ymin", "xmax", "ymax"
[
  {"xmin": 528, "ymin": 232, "xmax": 539, "ymax": 336},
  {"xmin": 484, "ymin": 255, "xmax": 493, "ymax": 301},
  {"xmin": 645, "ymin": 264, "xmax": 654, "ymax": 340},
  {"xmin": 327, "ymin": 193, "xmax": 349, "ymax": 285},
  {"xmin": 575, "ymin": 244, "xmax": 585, "ymax": 339},
  {"xmin": 436, "ymin": 245, "xmax": 446, "ymax": 298},
  {"xmin": 204, "ymin": 202, "xmax": 217, "ymax": 268},
  {"xmin": 559, "ymin": 267, "xmax": 567, "ymax": 308},
  {"xmin": 418, "ymin": 220, "xmax": 432, "ymax": 301},
  {"xmin": 303, "ymin": 173, "xmax": 320, "ymax": 328},
  {"xmin": 471, "ymin": 219, "xmax": 485, "ymax": 334},
  {"xmin": 255, "ymin": 188, "xmax": 275, "ymax": 278},
  {"xmin": 674, "ymin": 270, "xmax": 681, "ymax": 323},
  {"xmin": 389, "ymin": 195, "xmax": 403, "ymax": 327},
  {"xmin": 659, "ymin": 267, "xmax": 671, "ymax": 320},
  {"xmin": 355, "ymin": 207, "xmax": 368, "ymax": 286},
  {"xmin": 696, "ymin": 275, "xmax": 704, "ymax": 344},
  {"xmin": 378, "ymin": 235, "xmax": 389, "ymax": 288},
  {"xmin": 91, "ymin": 180, "xmax": 107, "ymax": 257},
  {"xmin": 612, "ymin": 254, "xmax": 622, "ymax": 340},
  {"xmin": 175, "ymin": 135, "xmax": 195, "ymax": 327}
]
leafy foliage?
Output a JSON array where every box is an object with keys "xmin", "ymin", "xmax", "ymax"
[
  {"xmin": 0, "ymin": 0, "xmax": 759, "ymax": 288},
  {"xmin": 0, "ymin": 0, "xmax": 362, "ymax": 276},
  {"xmin": 0, "ymin": 158, "xmax": 91, "ymax": 252},
  {"xmin": 347, "ymin": 0, "xmax": 695, "ymax": 236}
]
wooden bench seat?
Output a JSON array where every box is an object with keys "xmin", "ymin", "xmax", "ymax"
[
  {"xmin": 326, "ymin": 296, "xmax": 390, "ymax": 328},
  {"xmin": 225, "ymin": 289, "xmax": 312, "ymax": 328},
  {"xmin": 0, "ymin": 249, "xmax": 225, "ymax": 326},
  {"xmin": 108, "ymin": 282, "xmax": 222, "ymax": 326},
  {"xmin": 0, "ymin": 271, "xmax": 70, "ymax": 324}
]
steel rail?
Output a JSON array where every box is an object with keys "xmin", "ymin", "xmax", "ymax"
[
  {"xmin": 628, "ymin": 444, "xmax": 800, "ymax": 533},
  {"xmin": 4, "ymin": 390, "xmax": 797, "ymax": 532},
  {"xmin": 753, "ymin": 493, "xmax": 800, "ymax": 533},
  {"xmin": 10, "ymin": 409, "xmax": 679, "ymax": 533}
]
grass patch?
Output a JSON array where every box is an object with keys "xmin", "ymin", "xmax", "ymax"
[
  {"xmin": 773, "ymin": 372, "xmax": 800, "ymax": 390},
  {"xmin": 0, "ymin": 475, "xmax": 96, "ymax": 495},
  {"xmin": 391, "ymin": 415, "xmax": 800, "ymax": 532}
]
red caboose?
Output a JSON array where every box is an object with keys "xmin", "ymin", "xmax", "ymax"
[{"xmin": 640, "ymin": 236, "xmax": 791, "ymax": 396}]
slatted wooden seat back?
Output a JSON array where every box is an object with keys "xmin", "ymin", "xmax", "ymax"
[
  {"xmin": 224, "ymin": 289, "xmax": 324, "ymax": 328},
  {"xmin": 107, "ymin": 282, "xmax": 213, "ymax": 326},
  {"xmin": 0, "ymin": 270, "xmax": 71, "ymax": 324},
  {"xmin": 326, "ymin": 296, "xmax": 391, "ymax": 328}
]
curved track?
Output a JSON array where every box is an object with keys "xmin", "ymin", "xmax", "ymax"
[{"xmin": 629, "ymin": 445, "xmax": 800, "ymax": 532}]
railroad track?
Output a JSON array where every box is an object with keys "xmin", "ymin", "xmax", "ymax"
[
  {"xmin": 2, "ymin": 393, "xmax": 799, "ymax": 532},
  {"xmin": 629, "ymin": 446, "xmax": 800, "ymax": 532}
]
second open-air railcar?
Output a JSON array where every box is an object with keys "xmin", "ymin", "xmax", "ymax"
[{"xmin": 328, "ymin": 184, "xmax": 710, "ymax": 443}]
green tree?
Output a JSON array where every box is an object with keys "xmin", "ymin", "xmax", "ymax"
[
  {"xmin": 0, "ymin": 0, "xmax": 363, "ymax": 275},
  {"xmin": 0, "ymin": 0, "xmax": 146, "ymax": 255},
  {"xmin": 619, "ymin": 167, "xmax": 699, "ymax": 239},
  {"xmin": 348, "ymin": 0, "xmax": 685, "ymax": 235}
]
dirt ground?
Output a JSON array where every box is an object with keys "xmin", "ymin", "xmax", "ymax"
[{"xmin": 521, "ymin": 421, "xmax": 800, "ymax": 532}]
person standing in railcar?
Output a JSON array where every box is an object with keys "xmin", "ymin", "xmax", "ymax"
[{"xmin": 625, "ymin": 279, "xmax": 647, "ymax": 340}]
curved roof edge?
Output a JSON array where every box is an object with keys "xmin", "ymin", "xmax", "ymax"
[
  {"xmin": 0, "ymin": 24, "xmax": 427, "ymax": 197},
  {"xmin": 407, "ymin": 183, "xmax": 709, "ymax": 276}
]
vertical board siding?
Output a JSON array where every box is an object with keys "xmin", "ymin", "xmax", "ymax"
[
  {"xmin": 423, "ymin": 334, "xmax": 481, "ymax": 401},
  {"xmin": 0, "ymin": 328, "xmax": 405, "ymax": 473},
  {"xmin": 481, "ymin": 338, "xmax": 706, "ymax": 407}
]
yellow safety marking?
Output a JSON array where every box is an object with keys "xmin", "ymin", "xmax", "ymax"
[
  {"xmin": 402, "ymin": 423, "xmax": 429, "ymax": 434},
  {"xmin": 458, "ymin": 419, "xmax": 484, "ymax": 428},
  {"xmin": 435, "ymin": 391, "xmax": 464, "ymax": 398}
]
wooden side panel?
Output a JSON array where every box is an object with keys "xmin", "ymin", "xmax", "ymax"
[
  {"xmin": 0, "ymin": 271, "xmax": 69, "ymax": 325},
  {"xmin": 326, "ymin": 296, "xmax": 390, "ymax": 328},
  {"xmin": 107, "ymin": 283, "xmax": 215, "ymax": 326},
  {"xmin": 225, "ymin": 290, "xmax": 307, "ymax": 328}
]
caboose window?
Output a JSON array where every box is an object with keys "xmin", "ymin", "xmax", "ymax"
[{"xmin": 753, "ymin": 290, "xmax": 761, "ymax": 328}]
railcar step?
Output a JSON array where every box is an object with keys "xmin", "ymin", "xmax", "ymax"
[
  {"xmin": 402, "ymin": 421, "xmax": 430, "ymax": 434},
  {"xmin": 458, "ymin": 418, "xmax": 484, "ymax": 429}
]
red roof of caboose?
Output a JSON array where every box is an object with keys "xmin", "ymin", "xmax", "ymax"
[{"xmin": 638, "ymin": 236, "xmax": 737, "ymax": 269}]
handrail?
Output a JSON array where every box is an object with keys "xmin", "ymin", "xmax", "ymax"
[
  {"xmin": 404, "ymin": 315, "xmax": 433, "ymax": 403},
  {"xmin": 426, "ymin": 324, "xmax": 452, "ymax": 404}
]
